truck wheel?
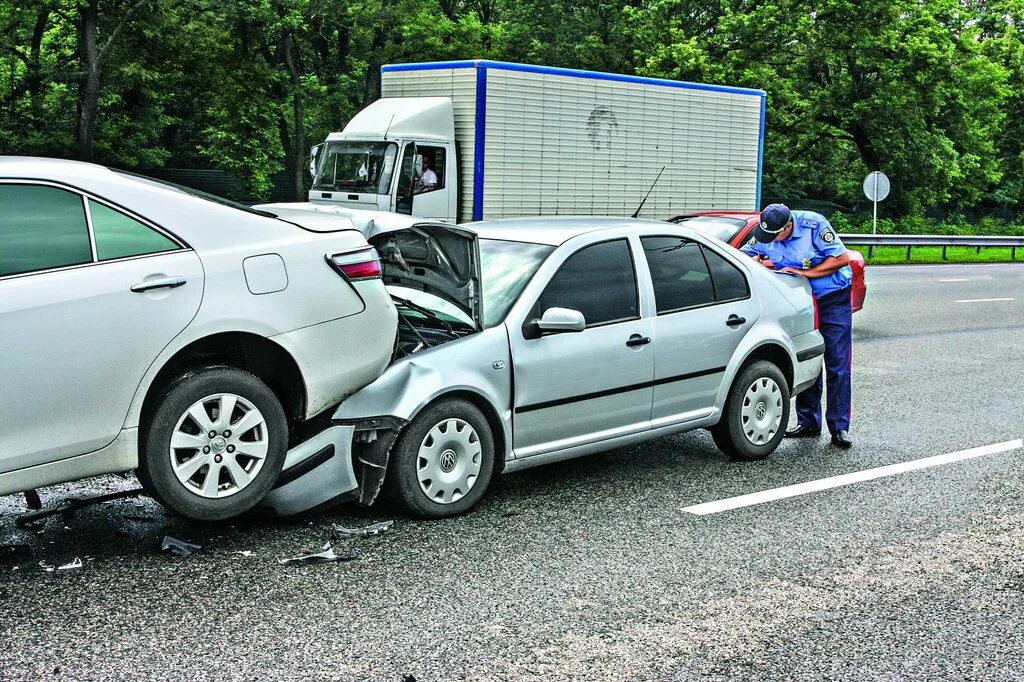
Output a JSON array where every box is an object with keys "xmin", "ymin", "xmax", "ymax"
[
  {"xmin": 139, "ymin": 367, "xmax": 288, "ymax": 521},
  {"xmin": 386, "ymin": 398, "xmax": 495, "ymax": 519},
  {"xmin": 711, "ymin": 360, "xmax": 790, "ymax": 461}
]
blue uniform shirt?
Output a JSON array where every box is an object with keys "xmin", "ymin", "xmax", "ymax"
[{"xmin": 741, "ymin": 210, "xmax": 853, "ymax": 298}]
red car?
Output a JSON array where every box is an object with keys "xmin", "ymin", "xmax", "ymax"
[{"xmin": 668, "ymin": 211, "xmax": 866, "ymax": 313}]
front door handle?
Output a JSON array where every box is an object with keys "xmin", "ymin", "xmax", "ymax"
[
  {"xmin": 626, "ymin": 334, "xmax": 652, "ymax": 347},
  {"xmin": 726, "ymin": 314, "xmax": 746, "ymax": 327},
  {"xmin": 131, "ymin": 276, "xmax": 187, "ymax": 293}
]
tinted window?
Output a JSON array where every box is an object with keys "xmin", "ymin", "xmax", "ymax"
[
  {"xmin": 90, "ymin": 200, "xmax": 178, "ymax": 261},
  {"xmin": 0, "ymin": 184, "xmax": 92, "ymax": 277},
  {"xmin": 641, "ymin": 236, "xmax": 715, "ymax": 313},
  {"xmin": 536, "ymin": 240, "xmax": 638, "ymax": 327},
  {"xmin": 704, "ymin": 246, "xmax": 750, "ymax": 301}
]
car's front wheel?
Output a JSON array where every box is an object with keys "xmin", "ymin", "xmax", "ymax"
[
  {"xmin": 138, "ymin": 366, "xmax": 288, "ymax": 520},
  {"xmin": 386, "ymin": 398, "xmax": 495, "ymax": 519},
  {"xmin": 711, "ymin": 360, "xmax": 790, "ymax": 461}
]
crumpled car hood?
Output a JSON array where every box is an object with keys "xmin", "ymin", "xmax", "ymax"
[{"xmin": 257, "ymin": 202, "xmax": 481, "ymax": 327}]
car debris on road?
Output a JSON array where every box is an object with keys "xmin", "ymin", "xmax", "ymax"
[
  {"xmin": 15, "ymin": 489, "xmax": 143, "ymax": 529},
  {"xmin": 161, "ymin": 535, "xmax": 202, "ymax": 557},
  {"xmin": 332, "ymin": 520, "xmax": 394, "ymax": 540},
  {"xmin": 279, "ymin": 542, "xmax": 359, "ymax": 566}
]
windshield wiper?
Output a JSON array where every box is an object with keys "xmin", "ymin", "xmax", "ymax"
[{"xmin": 391, "ymin": 295, "xmax": 456, "ymax": 334}]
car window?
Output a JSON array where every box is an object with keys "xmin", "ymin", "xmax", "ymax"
[
  {"xmin": 0, "ymin": 184, "xmax": 92, "ymax": 277},
  {"xmin": 703, "ymin": 245, "xmax": 750, "ymax": 301},
  {"xmin": 90, "ymin": 200, "xmax": 179, "ymax": 261},
  {"xmin": 535, "ymin": 239, "xmax": 638, "ymax": 327},
  {"xmin": 480, "ymin": 239, "xmax": 554, "ymax": 327},
  {"xmin": 641, "ymin": 236, "xmax": 716, "ymax": 313}
]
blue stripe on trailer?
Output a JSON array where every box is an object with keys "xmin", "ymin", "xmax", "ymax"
[
  {"xmin": 473, "ymin": 67, "xmax": 487, "ymax": 221},
  {"xmin": 382, "ymin": 60, "xmax": 766, "ymax": 98},
  {"xmin": 756, "ymin": 94, "xmax": 766, "ymax": 210}
]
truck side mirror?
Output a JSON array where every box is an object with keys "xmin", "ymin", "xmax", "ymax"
[{"xmin": 309, "ymin": 144, "xmax": 323, "ymax": 179}]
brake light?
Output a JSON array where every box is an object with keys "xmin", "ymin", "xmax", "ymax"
[
  {"xmin": 812, "ymin": 295, "xmax": 820, "ymax": 330},
  {"xmin": 327, "ymin": 249, "xmax": 382, "ymax": 281}
]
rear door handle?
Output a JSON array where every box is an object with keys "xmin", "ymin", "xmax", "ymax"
[
  {"xmin": 726, "ymin": 314, "xmax": 746, "ymax": 327},
  {"xmin": 626, "ymin": 334, "xmax": 652, "ymax": 347},
  {"xmin": 131, "ymin": 276, "xmax": 187, "ymax": 293}
]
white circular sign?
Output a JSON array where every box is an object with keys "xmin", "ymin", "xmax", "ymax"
[{"xmin": 863, "ymin": 171, "xmax": 890, "ymax": 202}]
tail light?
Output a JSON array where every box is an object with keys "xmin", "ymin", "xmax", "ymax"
[
  {"xmin": 327, "ymin": 248, "xmax": 382, "ymax": 281},
  {"xmin": 812, "ymin": 295, "xmax": 820, "ymax": 330}
]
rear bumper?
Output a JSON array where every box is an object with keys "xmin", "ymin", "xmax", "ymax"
[{"xmin": 259, "ymin": 425, "xmax": 359, "ymax": 516}]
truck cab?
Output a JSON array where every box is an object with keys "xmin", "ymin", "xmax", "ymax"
[{"xmin": 308, "ymin": 97, "xmax": 458, "ymax": 223}]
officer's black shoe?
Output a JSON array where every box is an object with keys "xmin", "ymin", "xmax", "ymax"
[
  {"xmin": 830, "ymin": 430, "xmax": 853, "ymax": 448},
  {"xmin": 785, "ymin": 424, "xmax": 821, "ymax": 438}
]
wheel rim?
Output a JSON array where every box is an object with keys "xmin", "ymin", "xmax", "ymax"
[
  {"xmin": 416, "ymin": 418, "xmax": 481, "ymax": 504},
  {"xmin": 740, "ymin": 377, "xmax": 784, "ymax": 446},
  {"xmin": 169, "ymin": 393, "xmax": 270, "ymax": 498}
]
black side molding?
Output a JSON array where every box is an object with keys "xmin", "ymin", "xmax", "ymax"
[
  {"xmin": 797, "ymin": 343, "xmax": 826, "ymax": 362},
  {"xmin": 272, "ymin": 444, "xmax": 335, "ymax": 490}
]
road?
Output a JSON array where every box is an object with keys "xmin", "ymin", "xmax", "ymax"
[{"xmin": 2, "ymin": 263, "xmax": 1023, "ymax": 681}]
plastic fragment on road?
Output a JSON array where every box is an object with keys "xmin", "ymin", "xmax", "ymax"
[
  {"xmin": 331, "ymin": 520, "xmax": 395, "ymax": 540},
  {"xmin": 279, "ymin": 542, "xmax": 359, "ymax": 566},
  {"xmin": 39, "ymin": 557, "xmax": 83, "ymax": 572},
  {"xmin": 161, "ymin": 535, "xmax": 202, "ymax": 557},
  {"xmin": 15, "ymin": 488, "xmax": 144, "ymax": 529},
  {"xmin": 236, "ymin": 551, "xmax": 254, "ymax": 557}
]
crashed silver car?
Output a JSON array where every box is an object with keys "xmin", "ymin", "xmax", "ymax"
[{"xmin": 257, "ymin": 213, "xmax": 826, "ymax": 519}]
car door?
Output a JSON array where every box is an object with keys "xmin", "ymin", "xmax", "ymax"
[
  {"xmin": 509, "ymin": 238, "xmax": 654, "ymax": 457},
  {"xmin": 0, "ymin": 182, "xmax": 203, "ymax": 473},
  {"xmin": 637, "ymin": 234, "xmax": 759, "ymax": 427}
]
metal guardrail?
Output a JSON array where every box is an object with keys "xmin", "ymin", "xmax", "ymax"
[{"xmin": 839, "ymin": 234, "xmax": 1024, "ymax": 260}]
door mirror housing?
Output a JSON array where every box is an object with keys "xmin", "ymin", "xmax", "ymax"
[
  {"xmin": 309, "ymin": 143, "xmax": 324, "ymax": 179},
  {"xmin": 536, "ymin": 307, "xmax": 586, "ymax": 334}
]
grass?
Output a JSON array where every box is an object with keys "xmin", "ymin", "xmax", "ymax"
[{"xmin": 861, "ymin": 245, "xmax": 1024, "ymax": 265}]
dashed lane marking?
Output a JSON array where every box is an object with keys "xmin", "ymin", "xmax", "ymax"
[
  {"xmin": 955, "ymin": 298, "xmax": 1014, "ymax": 303},
  {"xmin": 683, "ymin": 439, "xmax": 1024, "ymax": 516}
]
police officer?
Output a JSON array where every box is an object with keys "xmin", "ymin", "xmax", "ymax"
[{"xmin": 742, "ymin": 204, "xmax": 854, "ymax": 448}]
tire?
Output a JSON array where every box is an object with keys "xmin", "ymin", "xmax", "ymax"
[
  {"xmin": 139, "ymin": 366, "xmax": 288, "ymax": 521},
  {"xmin": 711, "ymin": 360, "xmax": 790, "ymax": 461},
  {"xmin": 385, "ymin": 398, "xmax": 495, "ymax": 519}
]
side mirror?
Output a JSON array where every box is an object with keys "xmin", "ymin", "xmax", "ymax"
[
  {"xmin": 309, "ymin": 144, "xmax": 323, "ymax": 179},
  {"xmin": 536, "ymin": 307, "xmax": 586, "ymax": 334}
]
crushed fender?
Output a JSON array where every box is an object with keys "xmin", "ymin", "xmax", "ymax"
[
  {"xmin": 279, "ymin": 542, "xmax": 359, "ymax": 566},
  {"xmin": 161, "ymin": 535, "xmax": 202, "ymax": 557}
]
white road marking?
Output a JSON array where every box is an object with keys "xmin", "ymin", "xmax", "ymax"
[
  {"xmin": 955, "ymin": 297, "xmax": 1014, "ymax": 303},
  {"xmin": 683, "ymin": 439, "xmax": 1023, "ymax": 516},
  {"xmin": 939, "ymin": 278, "xmax": 970, "ymax": 282}
]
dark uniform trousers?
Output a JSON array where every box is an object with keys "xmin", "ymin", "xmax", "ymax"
[{"xmin": 796, "ymin": 285, "xmax": 853, "ymax": 434}]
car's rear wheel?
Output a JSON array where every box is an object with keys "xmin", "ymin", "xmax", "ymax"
[
  {"xmin": 711, "ymin": 360, "xmax": 790, "ymax": 461},
  {"xmin": 385, "ymin": 398, "xmax": 495, "ymax": 519},
  {"xmin": 139, "ymin": 367, "xmax": 288, "ymax": 520}
]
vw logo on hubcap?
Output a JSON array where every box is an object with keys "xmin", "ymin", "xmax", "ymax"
[
  {"xmin": 439, "ymin": 449, "xmax": 458, "ymax": 473},
  {"xmin": 755, "ymin": 402, "xmax": 767, "ymax": 420}
]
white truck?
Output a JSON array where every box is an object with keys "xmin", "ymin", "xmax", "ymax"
[{"xmin": 302, "ymin": 60, "xmax": 766, "ymax": 223}]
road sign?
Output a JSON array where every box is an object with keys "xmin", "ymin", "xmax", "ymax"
[
  {"xmin": 863, "ymin": 171, "xmax": 890, "ymax": 202},
  {"xmin": 863, "ymin": 171, "xmax": 890, "ymax": 235}
]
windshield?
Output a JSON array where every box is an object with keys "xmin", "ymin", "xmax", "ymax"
[
  {"xmin": 480, "ymin": 239, "xmax": 554, "ymax": 327},
  {"xmin": 312, "ymin": 141, "xmax": 397, "ymax": 194},
  {"xmin": 671, "ymin": 216, "xmax": 748, "ymax": 243}
]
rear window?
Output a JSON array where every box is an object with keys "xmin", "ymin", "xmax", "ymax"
[{"xmin": 669, "ymin": 216, "xmax": 747, "ymax": 243}]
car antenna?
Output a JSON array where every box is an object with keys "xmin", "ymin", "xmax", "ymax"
[
  {"xmin": 631, "ymin": 165, "xmax": 666, "ymax": 218},
  {"xmin": 383, "ymin": 115, "xmax": 396, "ymax": 141}
]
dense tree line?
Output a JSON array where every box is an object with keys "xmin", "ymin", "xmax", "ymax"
[{"xmin": 1, "ymin": 0, "xmax": 1021, "ymax": 214}]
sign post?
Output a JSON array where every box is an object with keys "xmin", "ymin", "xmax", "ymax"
[{"xmin": 862, "ymin": 171, "xmax": 890, "ymax": 235}]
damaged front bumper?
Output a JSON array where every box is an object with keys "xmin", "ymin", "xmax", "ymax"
[{"xmin": 259, "ymin": 418, "xmax": 408, "ymax": 517}]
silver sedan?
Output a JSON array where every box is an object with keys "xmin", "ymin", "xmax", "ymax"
[
  {"xmin": 0, "ymin": 158, "xmax": 398, "ymax": 520},
  {"xmin": 332, "ymin": 216, "xmax": 825, "ymax": 518}
]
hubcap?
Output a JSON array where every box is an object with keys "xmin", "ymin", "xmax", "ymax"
[
  {"xmin": 416, "ymin": 418, "xmax": 481, "ymax": 504},
  {"xmin": 169, "ymin": 393, "xmax": 270, "ymax": 499},
  {"xmin": 740, "ymin": 377, "xmax": 783, "ymax": 445}
]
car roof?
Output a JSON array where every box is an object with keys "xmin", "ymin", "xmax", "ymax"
[
  {"xmin": 673, "ymin": 210, "xmax": 760, "ymax": 220},
  {"xmin": 464, "ymin": 216, "xmax": 673, "ymax": 246},
  {"xmin": 0, "ymin": 155, "xmax": 122, "ymax": 183}
]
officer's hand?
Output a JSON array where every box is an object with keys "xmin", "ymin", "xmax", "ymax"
[
  {"xmin": 755, "ymin": 255, "xmax": 775, "ymax": 269},
  {"xmin": 777, "ymin": 266, "xmax": 807, "ymax": 277}
]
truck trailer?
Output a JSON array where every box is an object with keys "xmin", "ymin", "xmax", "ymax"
[{"xmin": 302, "ymin": 60, "xmax": 766, "ymax": 223}]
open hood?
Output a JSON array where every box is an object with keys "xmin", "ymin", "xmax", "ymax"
[{"xmin": 257, "ymin": 203, "xmax": 481, "ymax": 328}]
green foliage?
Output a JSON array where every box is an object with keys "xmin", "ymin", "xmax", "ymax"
[{"xmin": 0, "ymin": 0, "xmax": 1021, "ymax": 214}]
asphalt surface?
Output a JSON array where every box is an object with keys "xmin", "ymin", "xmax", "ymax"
[{"xmin": 2, "ymin": 263, "xmax": 1024, "ymax": 681}]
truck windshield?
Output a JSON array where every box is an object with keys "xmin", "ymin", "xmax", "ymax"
[{"xmin": 312, "ymin": 141, "xmax": 397, "ymax": 194}]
